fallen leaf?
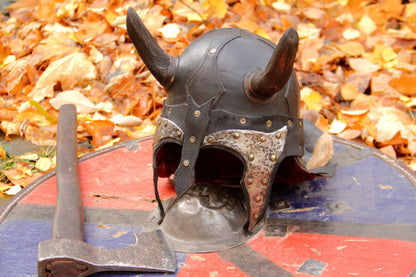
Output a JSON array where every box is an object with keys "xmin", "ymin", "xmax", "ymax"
[
  {"xmin": 272, "ymin": 2, "xmax": 291, "ymax": 12},
  {"xmin": 159, "ymin": 24, "xmax": 181, "ymax": 40},
  {"xmin": 35, "ymin": 157, "xmax": 54, "ymax": 172},
  {"xmin": 329, "ymin": 119, "xmax": 347, "ymax": 134},
  {"xmin": 110, "ymin": 115, "xmax": 143, "ymax": 127},
  {"xmin": 28, "ymin": 52, "xmax": 97, "ymax": 102},
  {"xmin": 340, "ymin": 109, "xmax": 368, "ymax": 116},
  {"xmin": 342, "ymin": 28, "xmax": 360, "ymax": 40},
  {"xmin": 84, "ymin": 120, "xmax": 115, "ymax": 148},
  {"xmin": 0, "ymin": 145, "xmax": 6, "ymax": 160},
  {"xmin": 0, "ymin": 182, "xmax": 13, "ymax": 193},
  {"xmin": 338, "ymin": 129, "xmax": 362, "ymax": 140},
  {"xmin": 389, "ymin": 74, "xmax": 416, "ymax": 96},
  {"xmin": 302, "ymin": 8, "xmax": 325, "ymax": 20},
  {"xmin": 379, "ymin": 145, "xmax": 397, "ymax": 159},
  {"xmin": 341, "ymin": 83, "xmax": 359, "ymax": 101},
  {"xmin": 357, "ymin": 14, "xmax": 376, "ymax": 35},
  {"xmin": 50, "ymin": 90, "xmax": 97, "ymax": 114},
  {"xmin": 5, "ymin": 185, "xmax": 22, "ymax": 196},
  {"xmin": 18, "ymin": 153, "xmax": 39, "ymax": 160},
  {"xmin": 201, "ymin": 0, "xmax": 228, "ymax": 19},
  {"xmin": 306, "ymin": 133, "xmax": 333, "ymax": 169},
  {"xmin": 301, "ymin": 87, "xmax": 323, "ymax": 111},
  {"xmin": 348, "ymin": 58, "xmax": 380, "ymax": 75},
  {"xmin": 336, "ymin": 42, "xmax": 365, "ymax": 57}
]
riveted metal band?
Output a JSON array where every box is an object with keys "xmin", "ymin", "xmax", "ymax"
[
  {"xmin": 153, "ymin": 117, "xmax": 184, "ymax": 147},
  {"xmin": 203, "ymin": 126, "xmax": 287, "ymax": 230}
]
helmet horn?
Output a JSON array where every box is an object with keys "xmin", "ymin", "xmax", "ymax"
[
  {"xmin": 126, "ymin": 7, "xmax": 177, "ymax": 88},
  {"xmin": 245, "ymin": 27, "xmax": 299, "ymax": 103}
]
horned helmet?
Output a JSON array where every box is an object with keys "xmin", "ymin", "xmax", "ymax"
[{"xmin": 126, "ymin": 8, "xmax": 327, "ymax": 245}]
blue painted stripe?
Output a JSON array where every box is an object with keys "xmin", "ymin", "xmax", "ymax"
[
  {"xmin": 269, "ymin": 155, "xmax": 416, "ymax": 225},
  {"xmin": 0, "ymin": 219, "xmax": 186, "ymax": 276}
]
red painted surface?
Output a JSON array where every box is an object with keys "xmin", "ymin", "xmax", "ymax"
[
  {"xmin": 249, "ymin": 233, "xmax": 416, "ymax": 276},
  {"xmin": 179, "ymin": 252, "xmax": 247, "ymax": 277},
  {"xmin": 21, "ymin": 140, "xmax": 176, "ymax": 210}
]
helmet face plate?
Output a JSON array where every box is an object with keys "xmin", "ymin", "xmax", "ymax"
[
  {"xmin": 144, "ymin": 183, "xmax": 265, "ymax": 253},
  {"xmin": 126, "ymin": 7, "xmax": 311, "ymax": 252}
]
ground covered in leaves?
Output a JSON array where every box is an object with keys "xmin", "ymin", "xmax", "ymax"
[{"xmin": 0, "ymin": 0, "xmax": 416, "ymax": 196}]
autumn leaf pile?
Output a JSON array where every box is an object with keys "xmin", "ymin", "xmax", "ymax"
[{"xmin": 0, "ymin": 0, "xmax": 416, "ymax": 195}]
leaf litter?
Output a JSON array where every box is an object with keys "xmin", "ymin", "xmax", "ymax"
[{"xmin": 1, "ymin": 0, "xmax": 416, "ymax": 195}]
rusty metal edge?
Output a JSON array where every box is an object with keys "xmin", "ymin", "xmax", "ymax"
[{"xmin": 0, "ymin": 136, "xmax": 153, "ymax": 224}]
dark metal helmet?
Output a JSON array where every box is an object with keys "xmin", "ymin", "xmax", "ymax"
[{"xmin": 126, "ymin": 8, "xmax": 319, "ymax": 234}]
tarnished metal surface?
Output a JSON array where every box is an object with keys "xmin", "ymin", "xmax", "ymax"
[
  {"xmin": 297, "ymin": 259, "xmax": 327, "ymax": 276},
  {"xmin": 38, "ymin": 230, "xmax": 176, "ymax": 276},
  {"xmin": 52, "ymin": 104, "xmax": 83, "ymax": 241},
  {"xmin": 145, "ymin": 183, "xmax": 264, "ymax": 253},
  {"xmin": 203, "ymin": 126, "xmax": 287, "ymax": 230},
  {"xmin": 153, "ymin": 117, "xmax": 184, "ymax": 146},
  {"xmin": 38, "ymin": 104, "xmax": 176, "ymax": 276}
]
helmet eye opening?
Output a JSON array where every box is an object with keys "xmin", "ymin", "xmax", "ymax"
[
  {"xmin": 195, "ymin": 147, "xmax": 245, "ymax": 187},
  {"xmin": 156, "ymin": 142, "xmax": 182, "ymax": 178}
]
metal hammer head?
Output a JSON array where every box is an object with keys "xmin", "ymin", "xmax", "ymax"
[{"xmin": 38, "ymin": 230, "xmax": 176, "ymax": 276}]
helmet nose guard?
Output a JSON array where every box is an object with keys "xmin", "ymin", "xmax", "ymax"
[{"xmin": 127, "ymin": 7, "xmax": 328, "ymax": 251}]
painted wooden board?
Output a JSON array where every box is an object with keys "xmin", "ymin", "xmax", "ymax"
[{"xmin": 1, "ymin": 137, "xmax": 416, "ymax": 277}]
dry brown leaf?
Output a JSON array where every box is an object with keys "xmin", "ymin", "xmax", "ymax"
[
  {"xmin": 348, "ymin": 58, "xmax": 380, "ymax": 75},
  {"xmin": 50, "ymin": 90, "xmax": 97, "ymax": 114},
  {"xmin": 84, "ymin": 120, "xmax": 115, "ymax": 148},
  {"xmin": 389, "ymin": 73, "xmax": 416, "ymax": 96},
  {"xmin": 306, "ymin": 133, "xmax": 333, "ymax": 170},
  {"xmin": 302, "ymin": 8, "xmax": 325, "ymax": 21},
  {"xmin": 341, "ymin": 83, "xmax": 359, "ymax": 101},
  {"xmin": 336, "ymin": 42, "xmax": 365, "ymax": 57},
  {"xmin": 28, "ymin": 52, "xmax": 97, "ymax": 102},
  {"xmin": 7, "ymin": 172, "xmax": 44, "ymax": 187},
  {"xmin": 379, "ymin": 145, "xmax": 397, "ymax": 159}
]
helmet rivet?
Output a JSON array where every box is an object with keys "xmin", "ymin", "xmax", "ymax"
[
  {"xmin": 209, "ymin": 48, "xmax": 216, "ymax": 54},
  {"xmin": 260, "ymin": 136, "xmax": 266, "ymax": 142},
  {"xmin": 261, "ymin": 178, "xmax": 268, "ymax": 185},
  {"xmin": 276, "ymin": 132, "xmax": 281, "ymax": 139},
  {"xmin": 247, "ymin": 178, "xmax": 253, "ymax": 185},
  {"xmin": 299, "ymin": 120, "xmax": 303, "ymax": 127},
  {"xmin": 233, "ymin": 132, "xmax": 240, "ymax": 139},
  {"xmin": 207, "ymin": 136, "xmax": 214, "ymax": 143},
  {"xmin": 240, "ymin": 117, "xmax": 247, "ymax": 124},
  {"xmin": 266, "ymin": 120, "xmax": 272, "ymax": 127},
  {"xmin": 253, "ymin": 214, "xmax": 259, "ymax": 220},
  {"xmin": 270, "ymin": 154, "xmax": 276, "ymax": 162},
  {"xmin": 194, "ymin": 110, "xmax": 201, "ymax": 117},
  {"xmin": 189, "ymin": 136, "xmax": 196, "ymax": 143},
  {"xmin": 183, "ymin": 159, "xmax": 190, "ymax": 167},
  {"xmin": 176, "ymin": 131, "xmax": 182, "ymax": 137},
  {"xmin": 299, "ymin": 145, "xmax": 302, "ymax": 151},
  {"xmin": 287, "ymin": 120, "xmax": 292, "ymax": 126},
  {"xmin": 164, "ymin": 122, "xmax": 168, "ymax": 127},
  {"xmin": 255, "ymin": 196, "xmax": 261, "ymax": 202},
  {"xmin": 168, "ymin": 107, "xmax": 172, "ymax": 113},
  {"xmin": 248, "ymin": 154, "xmax": 254, "ymax": 161}
]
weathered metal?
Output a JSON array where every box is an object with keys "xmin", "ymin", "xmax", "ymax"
[
  {"xmin": 37, "ymin": 104, "xmax": 176, "ymax": 276},
  {"xmin": 126, "ymin": 8, "xmax": 332, "ymax": 242}
]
